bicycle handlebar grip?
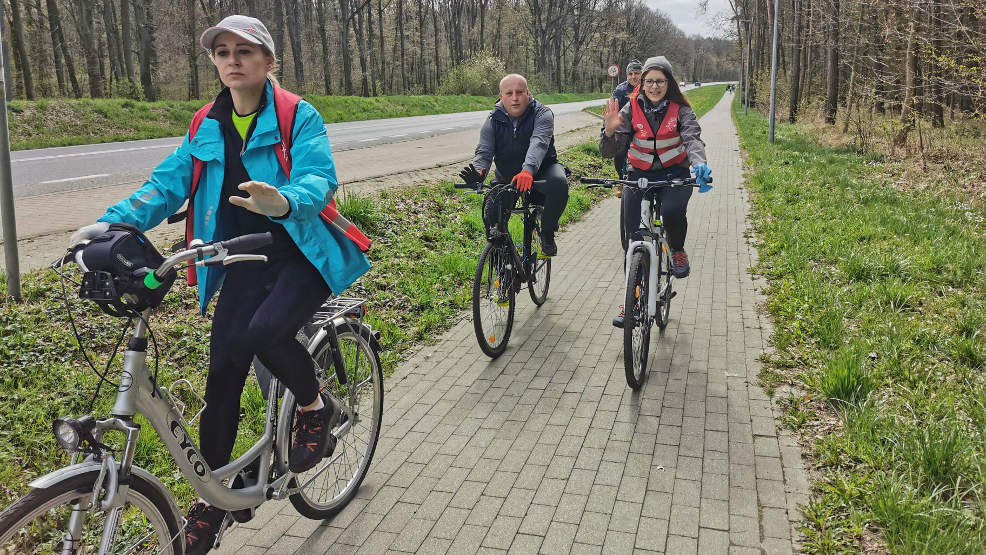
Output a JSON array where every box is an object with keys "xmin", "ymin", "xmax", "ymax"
[
  {"xmin": 454, "ymin": 183, "xmax": 477, "ymax": 189},
  {"xmin": 578, "ymin": 178, "xmax": 610, "ymax": 185},
  {"xmin": 221, "ymin": 232, "xmax": 273, "ymax": 255}
]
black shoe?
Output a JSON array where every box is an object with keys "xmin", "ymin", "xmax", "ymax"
[
  {"xmin": 612, "ymin": 304, "xmax": 625, "ymax": 328},
  {"xmin": 183, "ymin": 502, "xmax": 227, "ymax": 555},
  {"xmin": 289, "ymin": 399, "xmax": 337, "ymax": 473},
  {"xmin": 671, "ymin": 250, "xmax": 690, "ymax": 278},
  {"xmin": 230, "ymin": 459, "xmax": 261, "ymax": 523},
  {"xmin": 540, "ymin": 235, "xmax": 557, "ymax": 257}
]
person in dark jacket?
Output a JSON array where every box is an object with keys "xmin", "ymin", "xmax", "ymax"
[
  {"xmin": 599, "ymin": 56, "xmax": 712, "ymax": 326},
  {"xmin": 68, "ymin": 15, "xmax": 367, "ymax": 554},
  {"xmin": 610, "ymin": 59, "xmax": 643, "ymax": 180},
  {"xmin": 460, "ymin": 74, "xmax": 569, "ymax": 256}
]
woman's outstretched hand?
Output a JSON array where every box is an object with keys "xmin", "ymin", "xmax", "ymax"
[
  {"xmin": 601, "ymin": 97, "xmax": 623, "ymax": 137},
  {"xmin": 229, "ymin": 181, "xmax": 290, "ymax": 217}
]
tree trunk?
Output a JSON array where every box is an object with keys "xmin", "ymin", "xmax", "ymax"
[
  {"xmin": 132, "ymin": 0, "xmax": 156, "ymax": 100},
  {"xmin": 366, "ymin": 1, "xmax": 376, "ymax": 95},
  {"xmin": 353, "ymin": 0, "xmax": 370, "ymax": 96},
  {"xmin": 397, "ymin": 0, "xmax": 407, "ymax": 91},
  {"xmin": 10, "ymin": 0, "xmax": 35, "ymax": 98},
  {"xmin": 824, "ymin": 0, "xmax": 839, "ymax": 124},
  {"xmin": 47, "ymin": 0, "xmax": 81, "ymax": 97},
  {"xmin": 316, "ymin": 0, "xmax": 333, "ymax": 94},
  {"xmin": 417, "ymin": 0, "xmax": 425, "ymax": 91},
  {"xmin": 338, "ymin": 0, "xmax": 354, "ymax": 94},
  {"xmin": 47, "ymin": 0, "xmax": 67, "ymax": 95},
  {"xmin": 895, "ymin": 1, "xmax": 918, "ymax": 145},
  {"xmin": 789, "ymin": 0, "xmax": 802, "ymax": 122},
  {"xmin": 119, "ymin": 0, "xmax": 135, "ymax": 81},
  {"xmin": 29, "ymin": 0, "xmax": 52, "ymax": 97},
  {"xmin": 431, "ymin": 0, "xmax": 440, "ymax": 88},
  {"xmin": 272, "ymin": 0, "xmax": 286, "ymax": 82},
  {"xmin": 186, "ymin": 0, "xmax": 199, "ymax": 99},
  {"xmin": 286, "ymin": 0, "xmax": 305, "ymax": 89},
  {"xmin": 76, "ymin": 0, "xmax": 103, "ymax": 97},
  {"xmin": 377, "ymin": 0, "xmax": 386, "ymax": 92},
  {"xmin": 102, "ymin": 0, "xmax": 125, "ymax": 84},
  {"xmin": 928, "ymin": 0, "xmax": 944, "ymax": 127}
]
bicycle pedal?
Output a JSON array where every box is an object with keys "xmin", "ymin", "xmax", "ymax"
[{"xmin": 668, "ymin": 291, "xmax": 677, "ymax": 300}]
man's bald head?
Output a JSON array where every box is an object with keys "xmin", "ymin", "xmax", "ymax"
[{"xmin": 499, "ymin": 74, "xmax": 531, "ymax": 118}]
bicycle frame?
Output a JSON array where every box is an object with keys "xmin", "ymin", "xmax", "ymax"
[
  {"xmin": 481, "ymin": 182, "xmax": 545, "ymax": 286},
  {"xmin": 623, "ymin": 194, "xmax": 668, "ymax": 320}
]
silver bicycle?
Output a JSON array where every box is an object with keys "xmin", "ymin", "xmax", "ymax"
[
  {"xmin": 581, "ymin": 176, "xmax": 707, "ymax": 389},
  {"xmin": 0, "ymin": 232, "xmax": 384, "ymax": 553}
]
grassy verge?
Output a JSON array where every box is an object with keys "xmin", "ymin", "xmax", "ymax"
[
  {"xmin": 734, "ymin": 98, "xmax": 986, "ymax": 552},
  {"xmin": 580, "ymin": 84, "xmax": 726, "ymax": 121},
  {"xmin": 0, "ymin": 140, "xmax": 614, "ymax": 513},
  {"xmin": 7, "ymin": 92, "xmax": 608, "ymax": 151}
]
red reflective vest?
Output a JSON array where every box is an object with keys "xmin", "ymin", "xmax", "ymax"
[
  {"xmin": 183, "ymin": 84, "xmax": 371, "ymax": 286},
  {"xmin": 626, "ymin": 92, "xmax": 688, "ymax": 171}
]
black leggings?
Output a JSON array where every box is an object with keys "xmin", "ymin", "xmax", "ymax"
[
  {"xmin": 485, "ymin": 163, "xmax": 569, "ymax": 237},
  {"xmin": 200, "ymin": 256, "xmax": 330, "ymax": 469},
  {"xmin": 623, "ymin": 165, "xmax": 693, "ymax": 251}
]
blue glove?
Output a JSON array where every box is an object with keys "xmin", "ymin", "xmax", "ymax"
[{"xmin": 692, "ymin": 163, "xmax": 712, "ymax": 193}]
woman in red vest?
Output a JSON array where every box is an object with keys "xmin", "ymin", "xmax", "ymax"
[
  {"xmin": 600, "ymin": 57, "xmax": 711, "ymax": 289},
  {"xmin": 68, "ymin": 15, "xmax": 369, "ymax": 554}
]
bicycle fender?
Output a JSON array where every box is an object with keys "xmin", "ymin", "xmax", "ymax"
[{"xmin": 28, "ymin": 461, "xmax": 181, "ymax": 525}]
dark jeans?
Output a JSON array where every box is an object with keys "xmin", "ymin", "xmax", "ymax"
[
  {"xmin": 485, "ymin": 163, "xmax": 569, "ymax": 237},
  {"xmin": 623, "ymin": 165, "xmax": 693, "ymax": 251},
  {"xmin": 200, "ymin": 256, "xmax": 330, "ymax": 469}
]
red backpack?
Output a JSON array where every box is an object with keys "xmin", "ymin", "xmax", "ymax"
[{"xmin": 181, "ymin": 85, "xmax": 371, "ymax": 285}]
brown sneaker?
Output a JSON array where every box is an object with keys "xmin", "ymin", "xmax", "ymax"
[{"xmin": 671, "ymin": 250, "xmax": 690, "ymax": 278}]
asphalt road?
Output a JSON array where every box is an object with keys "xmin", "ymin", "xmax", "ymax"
[{"xmin": 9, "ymin": 98, "xmax": 610, "ymax": 200}]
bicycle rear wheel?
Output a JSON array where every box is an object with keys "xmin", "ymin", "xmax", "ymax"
[
  {"xmin": 655, "ymin": 240, "xmax": 674, "ymax": 330},
  {"xmin": 527, "ymin": 207, "xmax": 551, "ymax": 306},
  {"xmin": 624, "ymin": 250, "xmax": 651, "ymax": 390},
  {"xmin": 0, "ymin": 469, "xmax": 182, "ymax": 554},
  {"xmin": 472, "ymin": 241, "xmax": 515, "ymax": 358},
  {"xmin": 288, "ymin": 320, "xmax": 384, "ymax": 520}
]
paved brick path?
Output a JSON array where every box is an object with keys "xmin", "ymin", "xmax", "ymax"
[{"xmin": 218, "ymin": 94, "xmax": 809, "ymax": 554}]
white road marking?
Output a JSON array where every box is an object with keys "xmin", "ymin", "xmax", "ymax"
[
  {"xmin": 358, "ymin": 138, "xmax": 377, "ymax": 142},
  {"xmin": 40, "ymin": 173, "xmax": 110, "ymax": 184},
  {"xmin": 392, "ymin": 134, "xmax": 408, "ymax": 137},
  {"xmin": 15, "ymin": 145, "xmax": 175, "ymax": 163}
]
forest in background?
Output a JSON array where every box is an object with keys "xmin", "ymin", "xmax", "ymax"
[{"xmin": 0, "ymin": 0, "xmax": 738, "ymax": 101}]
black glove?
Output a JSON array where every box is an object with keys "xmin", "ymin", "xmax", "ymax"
[{"xmin": 459, "ymin": 164, "xmax": 485, "ymax": 185}]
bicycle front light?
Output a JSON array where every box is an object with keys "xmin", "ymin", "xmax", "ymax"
[{"xmin": 52, "ymin": 416, "xmax": 94, "ymax": 452}]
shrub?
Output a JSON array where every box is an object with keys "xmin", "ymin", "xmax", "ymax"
[{"xmin": 439, "ymin": 51, "xmax": 505, "ymax": 96}]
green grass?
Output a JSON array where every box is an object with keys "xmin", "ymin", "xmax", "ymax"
[
  {"xmin": 581, "ymin": 84, "xmax": 726, "ymax": 121},
  {"xmin": 7, "ymin": 92, "xmax": 608, "ymax": 151},
  {"xmin": 0, "ymin": 139, "xmax": 613, "ymax": 515},
  {"xmin": 734, "ymin": 97, "xmax": 986, "ymax": 552}
]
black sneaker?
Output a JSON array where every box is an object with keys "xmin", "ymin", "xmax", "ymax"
[
  {"xmin": 612, "ymin": 304, "xmax": 625, "ymax": 328},
  {"xmin": 540, "ymin": 235, "xmax": 557, "ymax": 257},
  {"xmin": 183, "ymin": 502, "xmax": 227, "ymax": 555},
  {"xmin": 671, "ymin": 250, "xmax": 690, "ymax": 278},
  {"xmin": 289, "ymin": 399, "xmax": 337, "ymax": 473}
]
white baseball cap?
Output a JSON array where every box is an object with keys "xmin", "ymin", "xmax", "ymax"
[{"xmin": 200, "ymin": 15, "xmax": 275, "ymax": 57}]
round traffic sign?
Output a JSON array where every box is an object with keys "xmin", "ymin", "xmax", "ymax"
[{"xmin": 607, "ymin": 64, "xmax": 620, "ymax": 78}]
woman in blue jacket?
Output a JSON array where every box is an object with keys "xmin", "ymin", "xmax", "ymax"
[{"xmin": 68, "ymin": 15, "xmax": 369, "ymax": 553}]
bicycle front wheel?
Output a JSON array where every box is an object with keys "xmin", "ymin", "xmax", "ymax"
[
  {"xmin": 624, "ymin": 250, "xmax": 651, "ymax": 390},
  {"xmin": 472, "ymin": 241, "xmax": 515, "ymax": 358},
  {"xmin": 289, "ymin": 321, "xmax": 384, "ymax": 520},
  {"xmin": 527, "ymin": 207, "xmax": 551, "ymax": 306},
  {"xmin": 0, "ymin": 468, "xmax": 182, "ymax": 554}
]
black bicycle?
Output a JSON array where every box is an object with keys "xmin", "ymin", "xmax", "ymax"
[{"xmin": 456, "ymin": 180, "xmax": 552, "ymax": 358}]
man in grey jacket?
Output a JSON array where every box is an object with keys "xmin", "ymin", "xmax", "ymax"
[{"xmin": 460, "ymin": 74, "xmax": 569, "ymax": 256}]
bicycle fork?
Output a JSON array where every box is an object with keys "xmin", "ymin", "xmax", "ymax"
[{"xmin": 624, "ymin": 240, "xmax": 662, "ymax": 320}]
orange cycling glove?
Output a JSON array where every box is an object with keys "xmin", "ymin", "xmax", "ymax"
[{"xmin": 511, "ymin": 170, "xmax": 534, "ymax": 192}]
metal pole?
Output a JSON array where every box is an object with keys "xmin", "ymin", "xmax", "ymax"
[
  {"xmin": 768, "ymin": 0, "xmax": 780, "ymax": 142},
  {"xmin": 0, "ymin": 22, "xmax": 20, "ymax": 301},
  {"xmin": 745, "ymin": 22, "xmax": 751, "ymax": 116}
]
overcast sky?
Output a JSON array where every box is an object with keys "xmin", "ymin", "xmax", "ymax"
[{"xmin": 647, "ymin": 0, "xmax": 735, "ymax": 38}]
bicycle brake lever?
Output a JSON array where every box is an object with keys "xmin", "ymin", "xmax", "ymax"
[{"xmin": 222, "ymin": 254, "xmax": 268, "ymax": 265}]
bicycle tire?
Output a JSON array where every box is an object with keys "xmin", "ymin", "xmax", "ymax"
[
  {"xmin": 288, "ymin": 321, "xmax": 384, "ymax": 519},
  {"xmin": 0, "ymin": 469, "xmax": 182, "ymax": 554},
  {"xmin": 527, "ymin": 207, "xmax": 551, "ymax": 306},
  {"xmin": 619, "ymin": 199, "xmax": 629, "ymax": 251},
  {"xmin": 624, "ymin": 250, "xmax": 651, "ymax": 390},
  {"xmin": 655, "ymin": 241, "xmax": 673, "ymax": 330},
  {"xmin": 472, "ymin": 241, "xmax": 515, "ymax": 358}
]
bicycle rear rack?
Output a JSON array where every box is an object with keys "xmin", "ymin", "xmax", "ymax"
[{"xmin": 309, "ymin": 296, "xmax": 368, "ymax": 327}]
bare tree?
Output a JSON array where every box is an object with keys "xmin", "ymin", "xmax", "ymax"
[
  {"xmin": 9, "ymin": 0, "xmax": 35, "ymax": 98},
  {"xmin": 132, "ymin": 0, "xmax": 156, "ymax": 100}
]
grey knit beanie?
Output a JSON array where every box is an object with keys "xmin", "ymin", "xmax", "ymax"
[{"xmin": 642, "ymin": 56, "xmax": 673, "ymax": 77}]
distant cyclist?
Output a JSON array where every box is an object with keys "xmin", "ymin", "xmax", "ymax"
[
  {"xmin": 460, "ymin": 73, "xmax": 569, "ymax": 256},
  {"xmin": 600, "ymin": 56, "xmax": 711, "ymax": 323},
  {"xmin": 610, "ymin": 59, "xmax": 643, "ymax": 181},
  {"xmin": 68, "ymin": 15, "xmax": 370, "ymax": 553}
]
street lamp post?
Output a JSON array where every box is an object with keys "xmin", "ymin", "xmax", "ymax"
[
  {"xmin": 732, "ymin": 16, "xmax": 753, "ymax": 116},
  {"xmin": 0, "ymin": 19, "xmax": 20, "ymax": 301},
  {"xmin": 768, "ymin": 0, "xmax": 780, "ymax": 142}
]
